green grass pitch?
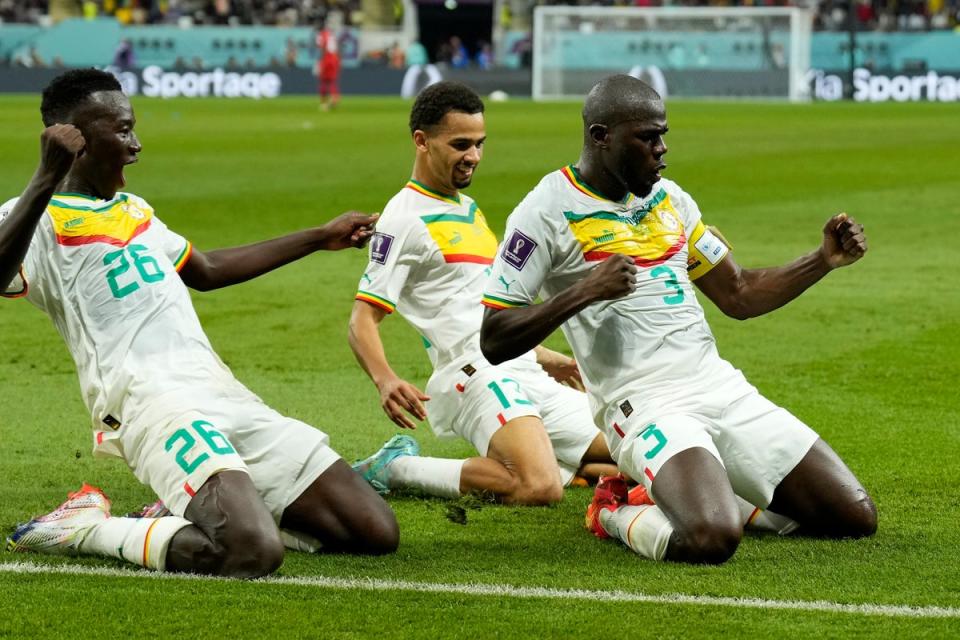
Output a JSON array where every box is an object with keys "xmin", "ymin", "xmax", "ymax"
[{"xmin": 0, "ymin": 95, "xmax": 958, "ymax": 638}]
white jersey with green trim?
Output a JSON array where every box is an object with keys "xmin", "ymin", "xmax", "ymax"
[
  {"xmin": 0, "ymin": 193, "xmax": 235, "ymax": 457},
  {"xmin": 482, "ymin": 167, "xmax": 732, "ymax": 418},
  {"xmin": 355, "ymin": 181, "xmax": 537, "ymax": 372}
]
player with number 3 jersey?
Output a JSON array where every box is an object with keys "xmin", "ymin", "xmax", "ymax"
[{"xmin": 480, "ymin": 75, "xmax": 877, "ymax": 563}]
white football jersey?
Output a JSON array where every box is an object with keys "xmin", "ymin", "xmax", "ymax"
[
  {"xmin": 482, "ymin": 166, "xmax": 731, "ymax": 418},
  {"xmin": 356, "ymin": 180, "xmax": 536, "ymax": 372},
  {"xmin": 1, "ymin": 193, "xmax": 235, "ymax": 456}
]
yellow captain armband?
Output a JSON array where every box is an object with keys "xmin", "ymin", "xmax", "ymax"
[{"xmin": 686, "ymin": 221, "xmax": 731, "ymax": 280}]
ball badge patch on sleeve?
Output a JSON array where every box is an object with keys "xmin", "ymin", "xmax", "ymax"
[
  {"xmin": 502, "ymin": 230, "xmax": 537, "ymax": 271},
  {"xmin": 370, "ymin": 232, "xmax": 394, "ymax": 264}
]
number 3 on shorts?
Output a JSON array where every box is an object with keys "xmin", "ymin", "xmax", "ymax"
[
  {"xmin": 165, "ymin": 420, "xmax": 236, "ymax": 474},
  {"xmin": 640, "ymin": 423, "xmax": 667, "ymax": 460},
  {"xmin": 487, "ymin": 378, "xmax": 533, "ymax": 409}
]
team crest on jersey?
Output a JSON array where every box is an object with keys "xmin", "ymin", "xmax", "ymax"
[
  {"xmin": 563, "ymin": 188, "xmax": 686, "ymax": 267},
  {"xmin": 122, "ymin": 202, "xmax": 146, "ymax": 220}
]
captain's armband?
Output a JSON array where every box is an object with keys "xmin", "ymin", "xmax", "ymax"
[{"xmin": 686, "ymin": 221, "xmax": 731, "ymax": 280}]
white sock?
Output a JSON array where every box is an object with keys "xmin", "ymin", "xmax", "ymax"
[
  {"xmin": 737, "ymin": 496, "xmax": 799, "ymax": 535},
  {"xmin": 79, "ymin": 515, "xmax": 192, "ymax": 571},
  {"xmin": 599, "ymin": 505, "xmax": 673, "ymax": 561},
  {"xmin": 388, "ymin": 456, "xmax": 464, "ymax": 498},
  {"xmin": 280, "ymin": 529, "xmax": 322, "ymax": 553}
]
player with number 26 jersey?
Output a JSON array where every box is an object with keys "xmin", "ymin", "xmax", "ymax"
[{"xmin": 1, "ymin": 193, "xmax": 232, "ymax": 459}]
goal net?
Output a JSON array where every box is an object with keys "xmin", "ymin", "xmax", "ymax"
[{"xmin": 532, "ymin": 6, "xmax": 813, "ymax": 101}]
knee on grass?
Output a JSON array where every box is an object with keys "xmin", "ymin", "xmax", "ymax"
[
  {"xmin": 188, "ymin": 522, "xmax": 285, "ymax": 578},
  {"xmin": 674, "ymin": 519, "xmax": 743, "ymax": 565},
  {"xmin": 829, "ymin": 492, "xmax": 878, "ymax": 539},
  {"xmin": 348, "ymin": 510, "xmax": 401, "ymax": 555},
  {"xmin": 504, "ymin": 476, "xmax": 564, "ymax": 506}
]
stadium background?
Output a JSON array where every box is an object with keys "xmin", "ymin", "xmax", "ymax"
[{"xmin": 0, "ymin": 2, "xmax": 958, "ymax": 638}]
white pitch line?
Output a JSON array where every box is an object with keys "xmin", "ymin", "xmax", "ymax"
[{"xmin": 1, "ymin": 561, "xmax": 958, "ymax": 619}]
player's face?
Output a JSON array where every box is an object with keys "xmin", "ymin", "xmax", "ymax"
[
  {"xmin": 71, "ymin": 90, "xmax": 141, "ymax": 195},
  {"xmin": 606, "ymin": 101, "xmax": 668, "ymax": 198},
  {"xmin": 420, "ymin": 110, "xmax": 486, "ymax": 192}
]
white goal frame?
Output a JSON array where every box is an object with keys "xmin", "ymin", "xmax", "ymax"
[{"xmin": 532, "ymin": 6, "xmax": 813, "ymax": 102}]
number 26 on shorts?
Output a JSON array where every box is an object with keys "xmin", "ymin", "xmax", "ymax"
[{"xmin": 165, "ymin": 420, "xmax": 236, "ymax": 474}]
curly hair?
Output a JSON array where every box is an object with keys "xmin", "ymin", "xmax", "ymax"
[
  {"xmin": 409, "ymin": 81, "xmax": 484, "ymax": 134},
  {"xmin": 40, "ymin": 68, "xmax": 122, "ymax": 126}
]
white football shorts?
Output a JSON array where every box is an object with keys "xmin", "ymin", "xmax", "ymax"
[
  {"xmin": 119, "ymin": 385, "xmax": 340, "ymax": 520},
  {"xmin": 601, "ymin": 363, "xmax": 818, "ymax": 509},
  {"xmin": 426, "ymin": 354, "xmax": 599, "ymax": 482}
]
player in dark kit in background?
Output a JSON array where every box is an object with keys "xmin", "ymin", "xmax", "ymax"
[
  {"xmin": 1, "ymin": 68, "xmax": 397, "ymax": 576},
  {"xmin": 480, "ymin": 74, "xmax": 877, "ymax": 564}
]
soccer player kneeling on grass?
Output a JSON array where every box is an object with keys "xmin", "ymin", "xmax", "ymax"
[
  {"xmin": 479, "ymin": 75, "xmax": 877, "ymax": 563},
  {"xmin": 0, "ymin": 69, "xmax": 398, "ymax": 576},
  {"xmin": 348, "ymin": 81, "xmax": 619, "ymax": 504}
]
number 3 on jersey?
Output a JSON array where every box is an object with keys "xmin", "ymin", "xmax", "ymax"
[
  {"xmin": 650, "ymin": 265, "xmax": 684, "ymax": 305},
  {"xmin": 103, "ymin": 243, "xmax": 165, "ymax": 299}
]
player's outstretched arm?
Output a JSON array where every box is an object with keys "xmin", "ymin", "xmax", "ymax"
[
  {"xmin": 695, "ymin": 213, "xmax": 867, "ymax": 320},
  {"xmin": 179, "ymin": 211, "xmax": 378, "ymax": 291},
  {"xmin": 349, "ymin": 299, "xmax": 430, "ymax": 430},
  {"xmin": 533, "ymin": 345, "xmax": 584, "ymax": 391},
  {"xmin": 1, "ymin": 124, "xmax": 84, "ymax": 291},
  {"xmin": 481, "ymin": 254, "xmax": 637, "ymax": 364}
]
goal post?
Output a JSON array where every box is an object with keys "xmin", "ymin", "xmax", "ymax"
[{"xmin": 532, "ymin": 6, "xmax": 814, "ymax": 102}]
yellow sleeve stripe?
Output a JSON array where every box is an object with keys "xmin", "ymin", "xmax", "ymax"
[
  {"xmin": 481, "ymin": 294, "xmax": 527, "ymax": 310},
  {"xmin": 356, "ymin": 291, "xmax": 396, "ymax": 314},
  {"xmin": 173, "ymin": 242, "xmax": 193, "ymax": 272}
]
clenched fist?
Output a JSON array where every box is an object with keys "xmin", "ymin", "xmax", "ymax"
[
  {"xmin": 578, "ymin": 253, "xmax": 638, "ymax": 303},
  {"xmin": 39, "ymin": 123, "xmax": 85, "ymax": 181},
  {"xmin": 820, "ymin": 213, "xmax": 867, "ymax": 269}
]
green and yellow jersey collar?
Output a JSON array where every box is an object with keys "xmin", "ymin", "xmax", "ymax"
[
  {"xmin": 561, "ymin": 165, "xmax": 635, "ymax": 206},
  {"xmin": 405, "ymin": 179, "xmax": 461, "ymax": 205}
]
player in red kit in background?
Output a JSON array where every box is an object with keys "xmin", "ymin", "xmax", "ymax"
[{"xmin": 316, "ymin": 23, "xmax": 341, "ymax": 111}]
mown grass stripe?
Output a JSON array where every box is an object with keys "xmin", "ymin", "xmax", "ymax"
[{"xmin": 1, "ymin": 562, "xmax": 956, "ymax": 619}]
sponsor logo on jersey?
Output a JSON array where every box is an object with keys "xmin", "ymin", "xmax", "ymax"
[
  {"xmin": 502, "ymin": 230, "xmax": 537, "ymax": 271},
  {"xmin": 619, "ymin": 400, "xmax": 634, "ymax": 418},
  {"xmin": 370, "ymin": 232, "xmax": 394, "ymax": 264}
]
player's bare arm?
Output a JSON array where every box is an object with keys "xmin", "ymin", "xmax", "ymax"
[
  {"xmin": 694, "ymin": 213, "xmax": 867, "ymax": 320},
  {"xmin": 480, "ymin": 253, "xmax": 637, "ymax": 364},
  {"xmin": 0, "ymin": 124, "xmax": 84, "ymax": 290},
  {"xmin": 348, "ymin": 299, "xmax": 430, "ymax": 429},
  {"xmin": 533, "ymin": 345, "xmax": 584, "ymax": 391},
  {"xmin": 179, "ymin": 211, "xmax": 378, "ymax": 291}
]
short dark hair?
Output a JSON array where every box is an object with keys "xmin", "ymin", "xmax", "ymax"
[
  {"xmin": 582, "ymin": 74, "xmax": 661, "ymax": 129},
  {"xmin": 409, "ymin": 81, "xmax": 484, "ymax": 134},
  {"xmin": 41, "ymin": 68, "xmax": 122, "ymax": 126}
]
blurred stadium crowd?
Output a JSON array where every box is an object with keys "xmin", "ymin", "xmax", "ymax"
[{"xmin": 2, "ymin": 0, "xmax": 959, "ymax": 31}]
